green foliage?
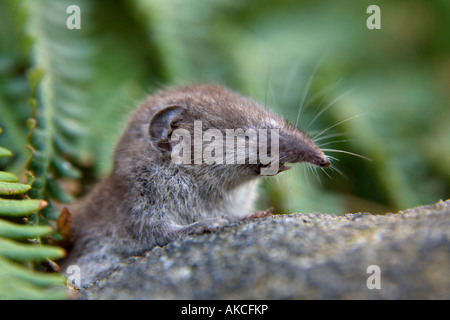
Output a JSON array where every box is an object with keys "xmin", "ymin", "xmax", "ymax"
[
  {"xmin": 0, "ymin": 139, "xmax": 66, "ymax": 300},
  {"xmin": 0, "ymin": 199, "xmax": 46, "ymax": 216},
  {"xmin": 25, "ymin": 0, "xmax": 159, "ymax": 175},
  {"xmin": 0, "ymin": 256, "xmax": 65, "ymax": 300}
]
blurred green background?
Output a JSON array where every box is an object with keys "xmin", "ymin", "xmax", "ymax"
[{"xmin": 1, "ymin": 0, "xmax": 449, "ymax": 215}]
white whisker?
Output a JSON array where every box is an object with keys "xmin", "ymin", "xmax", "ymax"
[
  {"xmin": 321, "ymin": 148, "xmax": 372, "ymax": 161},
  {"xmin": 317, "ymin": 139, "xmax": 353, "ymax": 147},
  {"xmin": 325, "ymin": 155, "xmax": 340, "ymax": 162},
  {"xmin": 295, "ymin": 55, "xmax": 326, "ymax": 128},
  {"xmin": 312, "ymin": 112, "xmax": 368, "ymax": 140},
  {"xmin": 321, "ymin": 167, "xmax": 332, "ymax": 179},
  {"xmin": 303, "ymin": 165, "xmax": 311, "ymax": 189},
  {"xmin": 311, "ymin": 166, "xmax": 322, "ymax": 186},
  {"xmin": 309, "ymin": 78, "xmax": 344, "ymax": 115},
  {"xmin": 329, "ymin": 164, "xmax": 348, "ymax": 180},
  {"xmin": 312, "ymin": 132, "xmax": 347, "ymax": 142},
  {"xmin": 306, "ymin": 87, "xmax": 357, "ymax": 131}
]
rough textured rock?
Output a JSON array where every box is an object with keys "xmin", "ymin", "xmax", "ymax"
[{"xmin": 78, "ymin": 199, "xmax": 450, "ymax": 299}]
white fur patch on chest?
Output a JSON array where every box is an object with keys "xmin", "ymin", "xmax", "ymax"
[{"xmin": 226, "ymin": 179, "xmax": 260, "ymax": 220}]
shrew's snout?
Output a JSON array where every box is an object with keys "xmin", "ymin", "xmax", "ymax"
[
  {"xmin": 279, "ymin": 130, "xmax": 331, "ymax": 168},
  {"xmin": 312, "ymin": 154, "xmax": 331, "ymax": 168}
]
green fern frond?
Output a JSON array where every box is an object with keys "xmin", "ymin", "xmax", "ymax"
[
  {"xmin": 0, "ymin": 199, "xmax": 47, "ymax": 216},
  {"xmin": 0, "ymin": 181, "xmax": 31, "ymax": 195},
  {"xmin": 25, "ymin": 0, "xmax": 157, "ymax": 175},
  {"xmin": 0, "ymin": 238, "xmax": 64, "ymax": 262},
  {"xmin": 0, "ymin": 148, "xmax": 13, "ymax": 158},
  {"xmin": 0, "ymin": 256, "xmax": 64, "ymax": 300},
  {"xmin": 0, "ymin": 139, "xmax": 66, "ymax": 300},
  {"xmin": 0, "ymin": 219, "xmax": 52, "ymax": 239}
]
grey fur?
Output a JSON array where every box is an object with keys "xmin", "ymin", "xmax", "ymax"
[{"xmin": 62, "ymin": 84, "xmax": 329, "ymax": 285}]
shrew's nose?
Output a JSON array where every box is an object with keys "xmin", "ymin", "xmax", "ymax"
[{"xmin": 313, "ymin": 155, "xmax": 331, "ymax": 168}]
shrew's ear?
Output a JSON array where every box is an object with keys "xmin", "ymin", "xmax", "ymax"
[{"xmin": 149, "ymin": 105, "xmax": 186, "ymax": 153}]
